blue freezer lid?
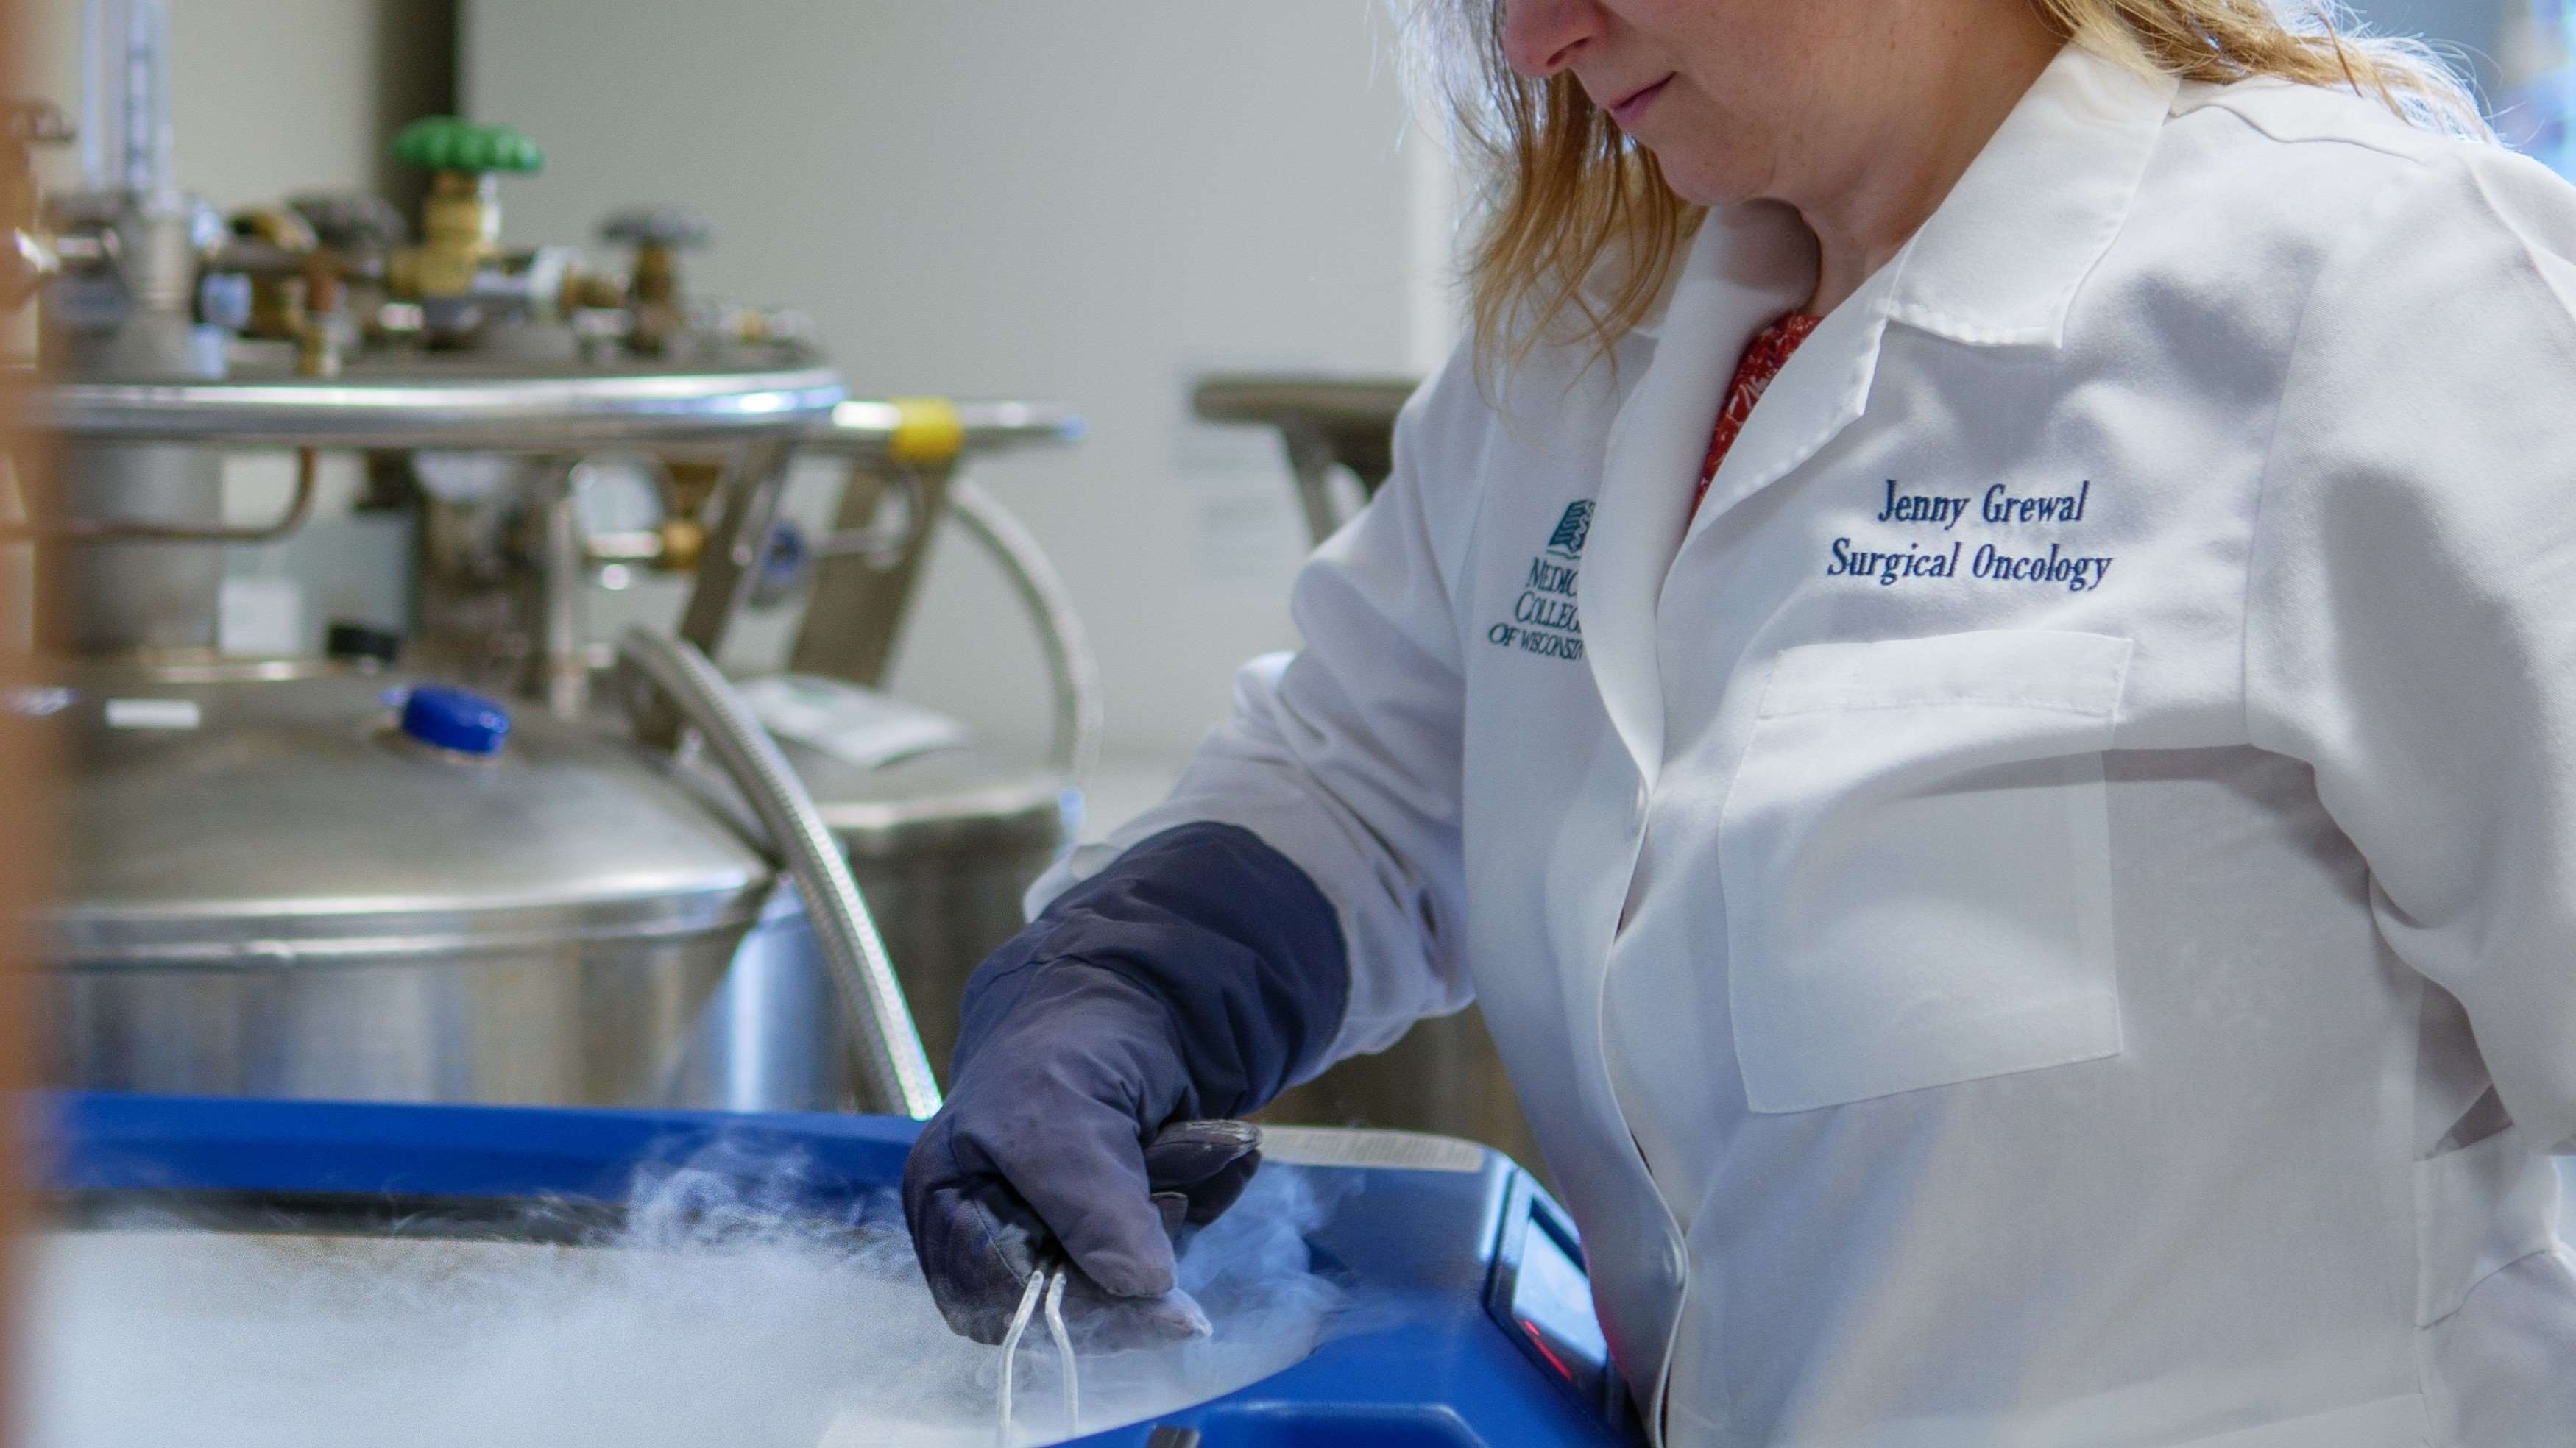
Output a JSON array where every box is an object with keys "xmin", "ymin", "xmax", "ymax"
[{"xmin": 35, "ymin": 1093, "xmax": 1643, "ymax": 1448}]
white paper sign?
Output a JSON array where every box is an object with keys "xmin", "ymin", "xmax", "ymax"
[
  {"xmin": 735, "ymin": 673, "xmax": 968, "ymax": 770},
  {"xmin": 105, "ymin": 698, "xmax": 202, "ymax": 731}
]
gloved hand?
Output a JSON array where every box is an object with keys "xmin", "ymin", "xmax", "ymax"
[
  {"xmin": 903, "ymin": 962, "xmax": 1262, "ymax": 1344},
  {"xmin": 901, "ymin": 823, "xmax": 1351, "ymax": 1347}
]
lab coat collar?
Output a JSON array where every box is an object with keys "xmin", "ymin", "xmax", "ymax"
[
  {"xmin": 1884, "ymin": 44, "xmax": 2180, "ymax": 347},
  {"xmin": 1621, "ymin": 44, "xmax": 2178, "ymax": 347},
  {"xmin": 1582, "ymin": 45, "xmax": 2176, "ymax": 785},
  {"xmin": 1585, "ymin": 203, "xmax": 1816, "ymax": 780},
  {"xmin": 1697, "ymin": 46, "xmax": 2177, "ymax": 519}
]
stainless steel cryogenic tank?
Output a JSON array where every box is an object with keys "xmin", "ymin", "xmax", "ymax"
[
  {"xmin": 10, "ymin": 20, "xmax": 1080, "ymax": 1129},
  {"xmin": 44, "ymin": 661, "xmax": 786, "ymax": 1106}
]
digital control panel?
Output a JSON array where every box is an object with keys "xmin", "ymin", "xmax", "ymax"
[{"xmin": 1487, "ymin": 1176, "xmax": 1632, "ymax": 1431}]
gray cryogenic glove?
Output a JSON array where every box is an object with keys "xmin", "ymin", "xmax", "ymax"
[
  {"xmin": 908, "ymin": 1093, "xmax": 1261, "ymax": 1345},
  {"xmin": 902, "ymin": 823, "xmax": 1351, "ymax": 1347}
]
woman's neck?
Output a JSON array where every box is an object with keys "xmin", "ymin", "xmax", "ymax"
[{"xmin": 1787, "ymin": 15, "xmax": 2065, "ymax": 316}]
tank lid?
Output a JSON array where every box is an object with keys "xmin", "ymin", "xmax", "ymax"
[{"xmin": 48, "ymin": 667, "xmax": 774, "ymax": 965}]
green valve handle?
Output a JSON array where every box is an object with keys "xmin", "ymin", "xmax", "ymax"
[{"xmin": 394, "ymin": 116, "xmax": 542, "ymax": 176}]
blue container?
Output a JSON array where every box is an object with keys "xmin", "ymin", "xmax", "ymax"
[{"xmin": 39, "ymin": 1094, "xmax": 1643, "ymax": 1447}]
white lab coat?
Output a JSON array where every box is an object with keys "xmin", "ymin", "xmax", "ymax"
[{"xmin": 1041, "ymin": 45, "xmax": 2576, "ymax": 1447}]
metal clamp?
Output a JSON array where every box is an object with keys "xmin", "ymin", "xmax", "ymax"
[{"xmin": 615, "ymin": 626, "xmax": 942, "ymax": 1119}]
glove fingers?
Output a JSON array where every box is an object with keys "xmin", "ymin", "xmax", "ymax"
[
  {"xmin": 907, "ymin": 1112, "xmax": 1262, "ymax": 1341},
  {"xmin": 1060, "ymin": 1277, "xmax": 1214, "ymax": 1352},
  {"xmin": 904, "ymin": 1129, "xmax": 1049, "ymax": 1344},
  {"xmin": 1142, "ymin": 1119, "xmax": 1262, "ymax": 1227},
  {"xmin": 979, "ymin": 1099, "xmax": 1181, "ymax": 1302},
  {"xmin": 912, "ymin": 1180, "xmax": 1214, "ymax": 1349}
]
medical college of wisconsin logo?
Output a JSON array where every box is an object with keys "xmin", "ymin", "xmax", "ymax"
[{"xmin": 1487, "ymin": 500, "xmax": 1589, "ymax": 662}]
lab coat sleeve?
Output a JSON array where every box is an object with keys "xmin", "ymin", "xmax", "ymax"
[
  {"xmin": 1029, "ymin": 349, "xmax": 1483, "ymax": 1071},
  {"xmin": 2245, "ymin": 144, "xmax": 2576, "ymax": 1153}
]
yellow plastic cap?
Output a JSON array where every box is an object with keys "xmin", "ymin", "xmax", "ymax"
[{"xmin": 888, "ymin": 397, "xmax": 966, "ymax": 466}]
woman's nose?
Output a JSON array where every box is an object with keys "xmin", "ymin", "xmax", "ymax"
[{"xmin": 1500, "ymin": 0, "xmax": 1604, "ymax": 80}]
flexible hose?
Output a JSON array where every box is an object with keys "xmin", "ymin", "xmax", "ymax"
[
  {"xmin": 618, "ymin": 625, "xmax": 943, "ymax": 1119},
  {"xmin": 944, "ymin": 478, "xmax": 1103, "ymax": 781}
]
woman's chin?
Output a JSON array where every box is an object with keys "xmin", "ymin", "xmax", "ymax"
[{"xmin": 1642, "ymin": 150, "xmax": 1764, "ymax": 210}]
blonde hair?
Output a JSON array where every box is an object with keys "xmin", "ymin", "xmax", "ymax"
[{"xmin": 1406, "ymin": 1, "xmax": 2489, "ymax": 372}]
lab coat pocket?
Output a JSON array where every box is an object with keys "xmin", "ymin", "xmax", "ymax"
[{"xmin": 1722, "ymin": 630, "xmax": 2133, "ymax": 1114}]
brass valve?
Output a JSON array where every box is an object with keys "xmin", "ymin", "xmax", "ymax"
[
  {"xmin": 563, "ymin": 268, "xmax": 627, "ymax": 313},
  {"xmin": 417, "ymin": 168, "xmax": 495, "ymax": 299},
  {"xmin": 297, "ymin": 247, "xmax": 347, "ymax": 377},
  {"xmin": 388, "ymin": 117, "xmax": 542, "ymax": 306},
  {"xmin": 227, "ymin": 205, "xmax": 318, "ymax": 339},
  {"xmin": 599, "ymin": 206, "xmax": 710, "ymax": 355},
  {"xmin": 654, "ymin": 517, "xmax": 706, "ymax": 572}
]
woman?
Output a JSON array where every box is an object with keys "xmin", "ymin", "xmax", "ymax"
[{"xmin": 905, "ymin": 1, "xmax": 2576, "ymax": 1443}]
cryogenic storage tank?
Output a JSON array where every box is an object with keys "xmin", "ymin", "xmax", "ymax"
[{"xmin": 40, "ymin": 661, "xmax": 788, "ymax": 1105}]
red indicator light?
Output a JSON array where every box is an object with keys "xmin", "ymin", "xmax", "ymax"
[{"xmin": 1521, "ymin": 1319, "xmax": 1574, "ymax": 1381}]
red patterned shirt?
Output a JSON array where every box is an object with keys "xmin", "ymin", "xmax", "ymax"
[{"xmin": 1696, "ymin": 311, "xmax": 1822, "ymax": 515}]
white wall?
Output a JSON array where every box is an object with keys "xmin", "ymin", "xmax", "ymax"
[{"xmin": 464, "ymin": 1, "xmax": 1455, "ymax": 778}]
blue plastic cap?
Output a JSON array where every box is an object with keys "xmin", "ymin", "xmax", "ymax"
[{"xmin": 400, "ymin": 685, "xmax": 511, "ymax": 756}]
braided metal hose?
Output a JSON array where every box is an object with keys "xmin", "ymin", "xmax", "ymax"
[
  {"xmin": 618, "ymin": 625, "xmax": 942, "ymax": 1118},
  {"xmin": 944, "ymin": 478, "xmax": 1103, "ymax": 782}
]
